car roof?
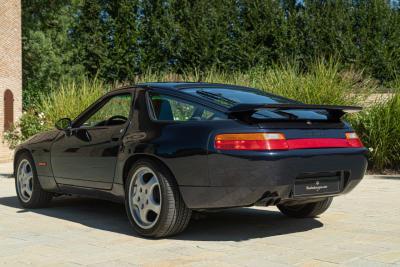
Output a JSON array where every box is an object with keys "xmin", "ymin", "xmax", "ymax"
[
  {"xmin": 111, "ymin": 82, "xmax": 258, "ymax": 93},
  {"xmin": 138, "ymin": 82, "xmax": 253, "ymax": 91}
]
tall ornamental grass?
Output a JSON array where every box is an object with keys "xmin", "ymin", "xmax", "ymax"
[
  {"xmin": 6, "ymin": 60, "xmax": 400, "ymax": 173},
  {"xmin": 350, "ymin": 87, "xmax": 400, "ymax": 172},
  {"xmin": 134, "ymin": 59, "xmax": 374, "ymax": 105},
  {"xmin": 39, "ymin": 78, "xmax": 108, "ymax": 129},
  {"xmin": 3, "ymin": 78, "xmax": 107, "ymax": 148}
]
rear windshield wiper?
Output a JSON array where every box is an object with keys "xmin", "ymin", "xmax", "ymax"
[
  {"xmin": 253, "ymin": 109, "xmax": 299, "ymax": 120},
  {"xmin": 196, "ymin": 90, "xmax": 237, "ymax": 106}
]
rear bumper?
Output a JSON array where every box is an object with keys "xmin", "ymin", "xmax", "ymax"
[{"xmin": 180, "ymin": 148, "xmax": 367, "ymax": 209}]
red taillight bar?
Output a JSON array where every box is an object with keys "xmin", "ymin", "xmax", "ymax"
[
  {"xmin": 215, "ymin": 133, "xmax": 288, "ymax": 150},
  {"xmin": 214, "ymin": 132, "xmax": 364, "ymax": 151},
  {"xmin": 345, "ymin": 132, "xmax": 364, "ymax": 148}
]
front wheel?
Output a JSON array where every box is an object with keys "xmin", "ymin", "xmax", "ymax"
[
  {"xmin": 15, "ymin": 152, "xmax": 52, "ymax": 208},
  {"xmin": 124, "ymin": 159, "xmax": 191, "ymax": 238},
  {"xmin": 277, "ymin": 197, "xmax": 333, "ymax": 218}
]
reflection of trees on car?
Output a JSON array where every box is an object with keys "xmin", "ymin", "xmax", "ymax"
[{"xmin": 149, "ymin": 93, "xmax": 224, "ymax": 121}]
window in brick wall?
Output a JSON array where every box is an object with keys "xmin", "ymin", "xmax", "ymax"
[{"xmin": 4, "ymin": 89, "xmax": 14, "ymax": 131}]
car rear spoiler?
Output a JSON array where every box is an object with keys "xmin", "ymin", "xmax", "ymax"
[{"xmin": 227, "ymin": 103, "xmax": 362, "ymax": 122}]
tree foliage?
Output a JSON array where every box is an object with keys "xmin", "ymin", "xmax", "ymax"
[
  {"xmin": 22, "ymin": 0, "xmax": 83, "ymax": 105},
  {"xmin": 22, "ymin": 0, "xmax": 400, "ymax": 105}
]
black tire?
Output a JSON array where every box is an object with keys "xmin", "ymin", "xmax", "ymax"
[
  {"xmin": 277, "ymin": 197, "xmax": 333, "ymax": 218},
  {"xmin": 124, "ymin": 159, "xmax": 191, "ymax": 238},
  {"xmin": 14, "ymin": 152, "xmax": 52, "ymax": 208}
]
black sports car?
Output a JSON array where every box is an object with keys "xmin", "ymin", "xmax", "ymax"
[{"xmin": 14, "ymin": 82, "xmax": 367, "ymax": 237}]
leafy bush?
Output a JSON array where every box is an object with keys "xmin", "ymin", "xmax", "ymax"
[{"xmin": 3, "ymin": 109, "xmax": 46, "ymax": 149}]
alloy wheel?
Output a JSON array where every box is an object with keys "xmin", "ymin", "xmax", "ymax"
[
  {"xmin": 128, "ymin": 166, "xmax": 162, "ymax": 229},
  {"xmin": 16, "ymin": 159, "xmax": 34, "ymax": 203}
]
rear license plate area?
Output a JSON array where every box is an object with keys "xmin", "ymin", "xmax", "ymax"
[{"xmin": 293, "ymin": 174, "xmax": 341, "ymax": 197}]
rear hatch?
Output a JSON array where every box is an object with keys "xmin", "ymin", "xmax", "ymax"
[
  {"xmin": 182, "ymin": 86, "xmax": 363, "ymax": 150},
  {"xmin": 222, "ymin": 104, "xmax": 363, "ymax": 151},
  {"xmin": 229, "ymin": 103, "xmax": 361, "ymax": 141}
]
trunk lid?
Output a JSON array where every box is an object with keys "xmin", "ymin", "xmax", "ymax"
[{"xmin": 227, "ymin": 103, "xmax": 362, "ymax": 140}]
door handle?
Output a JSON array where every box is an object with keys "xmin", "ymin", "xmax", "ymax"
[{"xmin": 111, "ymin": 128, "xmax": 125, "ymax": 141}]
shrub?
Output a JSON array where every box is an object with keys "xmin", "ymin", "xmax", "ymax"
[
  {"xmin": 350, "ymin": 91, "xmax": 400, "ymax": 172},
  {"xmin": 2, "ymin": 109, "xmax": 46, "ymax": 149}
]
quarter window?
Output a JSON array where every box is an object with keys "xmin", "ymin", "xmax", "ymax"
[{"xmin": 149, "ymin": 92, "xmax": 226, "ymax": 121}]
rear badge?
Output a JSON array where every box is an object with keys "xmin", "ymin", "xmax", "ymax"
[
  {"xmin": 294, "ymin": 177, "xmax": 341, "ymax": 197},
  {"xmin": 305, "ymin": 181, "xmax": 328, "ymax": 192},
  {"xmin": 306, "ymin": 120, "xmax": 312, "ymax": 125}
]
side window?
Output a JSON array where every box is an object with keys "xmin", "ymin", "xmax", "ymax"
[
  {"xmin": 82, "ymin": 94, "xmax": 132, "ymax": 127},
  {"xmin": 149, "ymin": 92, "xmax": 226, "ymax": 121}
]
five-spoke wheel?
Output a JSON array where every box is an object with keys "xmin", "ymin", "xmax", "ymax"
[
  {"xmin": 16, "ymin": 159, "xmax": 34, "ymax": 202},
  {"xmin": 15, "ymin": 152, "xmax": 52, "ymax": 208},
  {"xmin": 128, "ymin": 167, "xmax": 162, "ymax": 229}
]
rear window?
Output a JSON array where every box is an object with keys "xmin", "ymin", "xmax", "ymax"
[
  {"xmin": 183, "ymin": 87, "xmax": 329, "ymax": 121},
  {"xmin": 183, "ymin": 87, "xmax": 294, "ymax": 107}
]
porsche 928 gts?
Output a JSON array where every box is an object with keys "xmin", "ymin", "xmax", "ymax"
[{"xmin": 14, "ymin": 82, "xmax": 367, "ymax": 237}]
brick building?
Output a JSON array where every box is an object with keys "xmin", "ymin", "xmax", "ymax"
[{"xmin": 0, "ymin": 0, "xmax": 22, "ymax": 162}]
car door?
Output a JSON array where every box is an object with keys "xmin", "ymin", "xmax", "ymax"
[{"xmin": 51, "ymin": 92, "xmax": 133, "ymax": 189}]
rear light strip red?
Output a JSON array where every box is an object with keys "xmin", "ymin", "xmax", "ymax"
[
  {"xmin": 285, "ymin": 138, "xmax": 361, "ymax": 150},
  {"xmin": 214, "ymin": 132, "xmax": 363, "ymax": 151}
]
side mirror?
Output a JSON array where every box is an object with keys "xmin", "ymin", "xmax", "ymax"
[{"xmin": 55, "ymin": 118, "xmax": 72, "ymax": 131}]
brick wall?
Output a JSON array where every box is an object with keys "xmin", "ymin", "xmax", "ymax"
[{"xmin": 0, "ymin": 0, "xmax": 22, "ymax": 162}]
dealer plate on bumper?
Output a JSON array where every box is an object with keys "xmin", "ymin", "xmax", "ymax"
[{"xmin": 293, "ymin": 176, "xmax": 341, "ymax": 197}]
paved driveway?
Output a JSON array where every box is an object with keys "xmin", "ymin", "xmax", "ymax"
[{"xmin": 0, "ymin": 166, "xmax": 399, "ymax": 266}]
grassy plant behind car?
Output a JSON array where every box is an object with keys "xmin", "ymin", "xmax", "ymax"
[
  {"xmin": 134, "ymin": 59, "xmax": 373, "ymax": 105},
  {"xmin": 4, "ymin": 60, "xmax": 396, "ymax": 172},
  {"xmin": 39, "ymin": 78, "xmax": 108, "ymax": 129},
  {"xmin": 349, "ymin": 89, "xmax": 400, "ymax": 172},
  {"xmin": 3, "ymin": 78, "xmax": 107, "ymax": 148}
]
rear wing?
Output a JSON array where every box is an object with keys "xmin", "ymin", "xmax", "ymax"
[{"xmin": 227, "ymin": 103, "xmax": 362, "ymax": 122}]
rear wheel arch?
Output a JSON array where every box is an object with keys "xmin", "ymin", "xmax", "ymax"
[
  {"xmin": 123, "ymin": 155, "xmax": 192, "ymax": 237},
  {"xmin": 123, "ymin": 154, "xmax": 176, "ymax": 187}
]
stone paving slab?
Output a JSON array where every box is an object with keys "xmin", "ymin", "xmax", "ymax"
[
  {"xmin": 0, "ymin": 170, "xmax": 399, "ymax": 266},
  {"xmin": 0, "ymin": 161, "xmax": 13, "ymax": 178}
]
